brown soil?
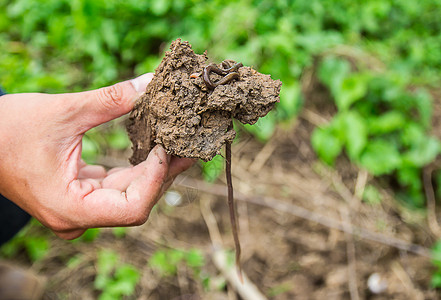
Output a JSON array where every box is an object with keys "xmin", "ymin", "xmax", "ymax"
[{"xmin": 127, "ymin": 39, "xmax": 281, "ymax": 163}]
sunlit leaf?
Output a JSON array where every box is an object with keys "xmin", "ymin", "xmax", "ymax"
[
  {"xmin": 340, "ymin": 111, "xmax": 367, "ymax": 160},
  {"xmin": 368, "ymin": 111, "xmax": 406, "ymax": 134},
  {"xmin": 311, "ymin": 126, "xmax": 343, "ymax": 165},
  {"xmin": 359, "ymin": 140, "xmax": 401, "ymax": 175},
  {"xmin": 402, "ymin": 137, "xmax": 441, "ymax": 167}
]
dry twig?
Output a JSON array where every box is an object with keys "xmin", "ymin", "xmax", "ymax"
[
  {"xmin": 340, "ymin": 208, "xmax": 360, "ymax": 300},
  {"xmin": 199, "ymin": 196, "xmax": 268, "ymax": 300},
  {"xmin": 178, "ymin": 176, "xmax": 431, "ymax": 258},
  {"xmin": 423, "ymin": 166, "xmax": 441, "ymax": 237}
]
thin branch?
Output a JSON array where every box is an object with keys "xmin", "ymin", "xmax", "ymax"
[
  {"xmin": 340, "ymin": 208, "xmax": 360, "ymax": 300},
  {"xmin": 423, "ymin": 166, "xmax": 441, "ymax": 237},
  {"xmin": 200, "ymin": 195, "xmax": 268, "ymax": 300},
  {"xmin": 176, "ymin": 176, "xmax": 431, "ymax": 258}
]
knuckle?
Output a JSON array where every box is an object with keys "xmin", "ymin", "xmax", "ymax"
[
  {"xmin": 128, "ymin": 211, "xmax": 149, "ymax": 226},
  {"xmin": 97, "ymin": 84, "xmax": 125, "ymax": 110},
  {"xmin": 43, "ymin": 215, "xmax": 72, "ymax": 232}
]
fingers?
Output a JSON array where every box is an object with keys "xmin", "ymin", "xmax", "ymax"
[
  {"xmin": 61, "ymin": 148, "xmax": 195, "ymax": 237},
  {"xmin": 101, "ymin": 154, "xmax": 170, "ymax": 191},
  {"xmin": 72, "ymin": 145, "xmax": 169, "ymax": 228},
  {"xmin": 70, "ymin": 73, "xmax": 154, "ymax": 131},
  {"xmin": 168, "ymin": 157, "xmax": 197, "ymax": 179},
  {"xmin": 78, "ymin": 164, "xmax": 107, "ymax": 180},
  {"xmin": 54, "ymin": 229, "xmax": 86, "ymax": 240}
]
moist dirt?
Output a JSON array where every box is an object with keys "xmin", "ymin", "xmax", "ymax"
[{"xmin": 127, "ymin": 39, "xmax": 282, "ymax": 163}]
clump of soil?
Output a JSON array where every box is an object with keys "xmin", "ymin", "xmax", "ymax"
[{"xmin": 127, "ymin": 38, "xmax": 282, "ymax": 164}]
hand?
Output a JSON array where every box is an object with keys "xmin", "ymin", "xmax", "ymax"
[{"xmin": 0, "ymin": 74, "xmax": 195, "ymax": 239}]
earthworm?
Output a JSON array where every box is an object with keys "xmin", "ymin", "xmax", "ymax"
[
  {"xmin": 202, "ymin": 61, "xmax": 243, "ymax": 89},
  {"xmin": 225, "ymin": 121, "xmax": 243, "ymax": 282},
  {"xmin": 221, "ymin": 61, "xmax": 243, "ymax": 73},
  {"xmin": 215, "ymin": 72, "xmax": 240, "ymax": 86}
]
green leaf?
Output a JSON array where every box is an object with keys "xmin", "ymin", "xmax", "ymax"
[
  {"xmin": 244, "ymin": 111, "xmax": 277, "ymax": 142},
  {"xmin": 82, "ymin": 134, "xmax": 100, "ymax": 164},
  {"xmin": 311, "ymin": 126, "xmax": 343, "ymax": 165},
  {"xmin": 67, "ymin": 254, "xmax": 83, "ymax": 269},
  {"xmin": 150, "ymin": 0, "xmax": 171, "ymax": 16},
  {"xmin": 97, "ymin": 250, "xmax": 119, "ymax": 277},
  {"xmin": 95, "ymin": 274, "xmax": 111, "ymax": 291},
  {"xmin": 80, "ymin": 228, "xmax": 101, "ymax": 242},
  {"xmin": 335, "ymin": 73, "xmax": 368, "ymax": 111},
  {"xmin": 107, "ymin": 128, "xmax": 131, "ymax": 150},
  {"xmin": 112, "ymin": 264, "xmax": 140, "ymax": 295},
  {"xmin": 25, "ymin": 237, "xmax": 49, "ymax": 262},
  {"xmin": 397, "ymin": 166, "xmax": 422, "ymax": 191},
  {"xmin": 340, "ymin": 111, "xmax": 367, "ymax": 160},
  {"xmin": 368, "ymin": 111, "xmax": 406, "ymax": 134},
  {"xmin": 401, "ymin": 123, "xmax": 425, "ymax": 146},
  {"xmin": 359, "ymin": 140, "xmax": 401, "ymax": 175},
  {"xmin": 185, "ymin": 249, "xmax": 205, "ymax": 268},
  {"xmin": 149, "ymin": 250, "xmax": 180, "ymax": 276},
  {"xmin": 318, "ymin": 57, "xmax": 350, "ymax": 93},
  {"xmin": 97, "ymin": 292, "xmax": 115, "ymax": 300},
  {"xmin": 362, "ymin": 185, "xmax": 382, "ymax": 205},
  {"xmin": 112, "ymin": 227, "xmax": 127, "ymax": 239},
  {"xmin": 278, "ymin": 83, "xmax": 302, "ymax": 120},
  {"xmin": 432, "ymin": 241, "xmax": 441, "ymax": 268},
  {"xmin": 201, "ymin": 155, "xmax": 224, "ymax": 183},
  {"xmin": 413, "ymin": 89, "xmax": 433, "ymax": 128},
  {"xmin": 431, "ymin": 273, "xmax": 441, "ymax": 288},
  {"xmin": 402, "ymin": 137, "xmax": 441, "ymax": 167}
]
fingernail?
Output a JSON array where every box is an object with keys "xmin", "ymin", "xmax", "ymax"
[
  {"xmin": 130, "ymin": 73, "xmax": 154, "ymax": 96},
  {"xmin": 154, "ymin": 145, "xmax": 171, "ymax": 165}
]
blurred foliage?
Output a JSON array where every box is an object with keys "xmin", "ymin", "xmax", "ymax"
[
  {"xmin": 0, "ymin": 219, "xmax": 50, "ymax": 262},
  {"xmin": 201, "ymin": 154, "xmax": 224, "ymax": 182},
  {"xmin": 149, "ymin": 247, "xmax": 205, "ymax": 277},
  {"xmin": 431, "ymin": 241, "xmax": 441, "ymax": 288},
  {"xmin": 149, "ymin": 247, "xmax": 208, "ymax": 290},
  {"xmin": 313, "ymin": 56, "xmax": 438, "ymax": 207},
  {"xmin": 94, "ymin": 249, "xmax": 140, "ymax": 300}
]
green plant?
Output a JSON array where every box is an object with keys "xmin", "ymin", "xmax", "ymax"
[
  {"xmin": 312, "ymin": 56, "xmax": 439, "ymax": 207},
  {"xmin": 431, "ymin": 240, "xmax": 441, "ymax": 288},
  {"xmin": 267, "ymin": 283, "xmax": 293, "ymax": 297},
  {"xmin": 94, "ymin": 249, "xmax": 140, "ymax": 300},
  {"xmin": 201, "ymin": 155, "xmax": 224, "ymax": 183},
  {"xmin": 0, "ymin": 219, "xmax": 50, "ymax": 262},
  {"xmin": 149, "ymin": 247, "xmax": 205, "ymax": 279}
]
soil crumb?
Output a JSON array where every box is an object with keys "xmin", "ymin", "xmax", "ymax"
[{"xmin": 127, "ymin": 38, "xmax": 282, "ymax": 163}]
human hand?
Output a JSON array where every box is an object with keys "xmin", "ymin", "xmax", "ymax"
[{"xmin": 0, "ymin": 74, "xmax": 195, "ymax": 239}]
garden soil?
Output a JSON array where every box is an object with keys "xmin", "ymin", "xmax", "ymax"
[{"xmin": 127, "ymin": 39, "xmax": 281, "ymax": 163}]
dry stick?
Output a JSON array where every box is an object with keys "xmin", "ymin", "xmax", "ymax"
[
  {"xmin": 200, "ymin": 196, "xmax": 267, "ymax": 300},
  {"xmin": 423, "ymin": 166, "xmax": 441, "ymax": 237},
  {"xmin": 175, "ymin": 176, "xmax": 431, "ymax": 258},
  {"xmin": 225, "ymin": 129, "xmax": 243, "ymax": 283},
  {"xmin": 340, "ymin": 208, "xmax": 360, "ymax": 300}
]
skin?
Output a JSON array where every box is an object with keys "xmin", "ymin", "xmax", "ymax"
[{"xmin": 0, "ymin": 73, "xmax": 195, "ymax": 240}]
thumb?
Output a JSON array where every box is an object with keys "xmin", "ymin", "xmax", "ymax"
[{"xmin": 75, "ymin": 73, "xmax": 153, "ymax": 130}]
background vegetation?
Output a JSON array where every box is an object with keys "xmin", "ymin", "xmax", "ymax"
[{"xmin": 2, "ymin": 0, "xmax": 441, "ymax": 297}]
